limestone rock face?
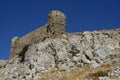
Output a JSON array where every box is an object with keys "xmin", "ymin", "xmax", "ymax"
[
  {"xmin": 0, "ymin": 60, "xmax": 8, "ymax": 80},
  {"xmin": 1, "ymin": 29, "xmax": 120, "ymax": 80},
  {"xmin": 0, "ymin": 10, "xmax": 120, "ymax": 80}
]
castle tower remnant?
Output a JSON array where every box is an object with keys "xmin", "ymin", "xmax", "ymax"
[
  {"xmin": 10, "ymin": 10, "xmax": 67, "ymax": 59},
  {"xmin": 47, "ymin": 10, "xmax": 66, "ymax": 36}
]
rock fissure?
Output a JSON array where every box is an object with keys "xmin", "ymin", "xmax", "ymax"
[{"xmin": 19, "ymin": 45, "xmax": 29, "ymax": 63}]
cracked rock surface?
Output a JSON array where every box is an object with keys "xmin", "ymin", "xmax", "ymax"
[{"xmin": 0, "ymin": 29, "xmax": 120, "ymax": 80}]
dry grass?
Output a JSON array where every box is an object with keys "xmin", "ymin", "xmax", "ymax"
[
  {"xmin": 39, "ymin": 61, "xmax": 120, "ymax": 80},
  {"xmin": 110, "ymin": 55, "xmax": 120, "ymax": 59},
  {"xmin": 0, "ymin": 74, "xmax": 4, "ymax": 77}
]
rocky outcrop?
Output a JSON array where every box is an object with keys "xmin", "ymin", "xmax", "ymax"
[
  {"xmin": 1, "ymin": 29, "xmax": 120, "ymax": 80},
  {"xmin": 10, "ymin": 10, "xmax": 66, "ymax": 59},
  {"xmin": 0, "ymin": 10, "xmax": 120, "ymax": 80}
]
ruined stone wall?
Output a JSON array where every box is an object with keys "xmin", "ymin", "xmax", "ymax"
[{"xmin": 10, "ymin": 10, "xmax": 66, "ymax": 59}]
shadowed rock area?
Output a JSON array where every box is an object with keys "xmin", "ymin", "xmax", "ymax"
[{"xmin": 0, "ymin": 10, "xmax": 120, "ymax": 80}]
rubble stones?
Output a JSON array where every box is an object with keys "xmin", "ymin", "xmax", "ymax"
[
  {"xmin": 98, "ymin": 76, "xmax": 110, "ymax": 80},
  {"xmin": 108, "ymin": 67, "xmax": 120, "ymax": 80}
]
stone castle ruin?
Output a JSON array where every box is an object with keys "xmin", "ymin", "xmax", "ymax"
[
  {"xmin": 10, "ymin": 10, "xmax": 66, "ymax": 59},
  {"xmin": 1, "ymin": 10, "xmax": 120, "ymax": 80}
]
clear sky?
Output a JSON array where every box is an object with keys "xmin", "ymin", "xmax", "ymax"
[{"xmin": 0, "ymin": 0, "xmax": 120, "ymax": 59}]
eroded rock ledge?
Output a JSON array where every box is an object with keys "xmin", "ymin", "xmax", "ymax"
[{"xmin": 0, "ymin": 10, "xmax": 120, "ymax": 80}]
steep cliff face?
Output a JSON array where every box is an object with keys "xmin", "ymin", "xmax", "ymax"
[{"xmin": 0, "ymin": 10, "xmax": 120, "ymax": 80}]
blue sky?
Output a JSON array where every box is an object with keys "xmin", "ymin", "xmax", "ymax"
[{"xmin": 0, "ymin": 0, "xmax": 120, "ymax": 59}]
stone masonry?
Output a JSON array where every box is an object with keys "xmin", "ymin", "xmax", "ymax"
[{"xmin": 10, "ymin": 10, "xmax": 66, "ymax": 59}]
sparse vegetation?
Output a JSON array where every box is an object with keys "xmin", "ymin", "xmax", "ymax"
[{"xmin": 38, "ymin": 61, "xmax": 120, "ymax": 80}]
